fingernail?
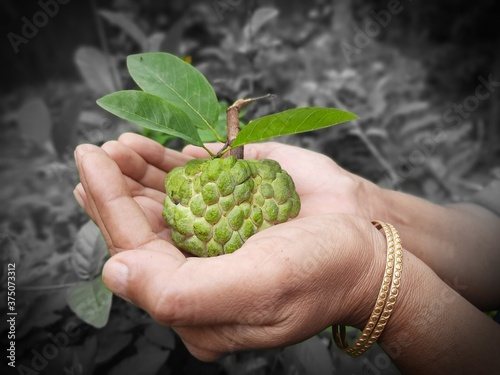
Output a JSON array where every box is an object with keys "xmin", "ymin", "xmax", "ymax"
[
  {"xmin": 103, "ymin": 261, "xmax": 129, "ymax": 299},
  {"xmin": 75, "ymin": 144, "xmax": 97, "ymax": 161},
  {"xmin": 75, "ymin": 144, "xmax": 87, "ymax": 160}
]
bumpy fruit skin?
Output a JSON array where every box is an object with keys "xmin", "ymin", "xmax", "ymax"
[{"xmin": 163, "ymin": 156, "xmax": 300, "ymax": 257}]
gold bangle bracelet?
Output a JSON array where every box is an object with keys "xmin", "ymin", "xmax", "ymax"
[{"xmin": 332, "ymin": 220, "xmax": 403, "ymax": 357}]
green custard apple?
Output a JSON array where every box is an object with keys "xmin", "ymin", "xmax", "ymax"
[
  {"xmin": 96, "ymin": 52, "xmax": 357, "ymax": 257},
  {"xmin": 163, "ymin": 156, "xmax": 300, "ymax": 256}
]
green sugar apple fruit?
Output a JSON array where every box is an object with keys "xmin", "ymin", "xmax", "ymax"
[
  {"xmin": 95, "ymin": 54, "xmax": 357, "ymax": 257},
  {"xmin": 163, "ymin": 156, "xmax": 300, "ymax": 256}
]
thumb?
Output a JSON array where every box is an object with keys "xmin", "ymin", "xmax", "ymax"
[
  {"xmin": 102, "ymin": 248, "xmax": 186, "ymax": 322},
  {"xmin": 101, "ymin": 230, "xmax": 297, "ymax": 327}
]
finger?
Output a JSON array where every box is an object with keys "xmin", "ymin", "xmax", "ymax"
[
  {"xmin": 182, "ymin": 143, "xmax": 223, "ymax": 158},
  {"xmin": 118, "ymin": 133, "xmax": 193, "ymax": 172},
  {"xmin": 246, "ymin": 143, "xmax": 341, "ymax": 196},
  {"xmin": 73, "ymin": 183, "xmax": 98, "ymax": 223},
  {"xmin": 75, "ymin": 179, "xmax": 165, "ymax": 219},
  {"xmin": 174, "ymin": 321, "xmax": 295, "ymax": 362},
  {"xmin": 174, "ymin": 325, "xmax": 248, "ymax": 361},
  {"xmin": 74, "ymin": 183, "xmax": 86, "ymax": 209},
  {"xmin": 102, "ymin": 215, "xmax": 375, "ymax": 327},
  {"xmin": 243, "ymin": 142, "xmax": 290, "ymax": 160},
  {"xmin": 174, "ymin": 322, "xmax": 284, "ymax": 362},
  {"xmin": 184, "ymin": 142, "xmax": 290, "ymax": 160},
  {"xmin": 102, "ymin": 140, "xmax": 166, "ymax": 193},
  {"xmin": 101, "ymin": 224, "xmax": 309, "ymax": 326},
  {"xmin": 77, "ymin": 144, "xmax": 162, "ymax": 253},
  {"xmin": 183, "ymin": 142, "xmax": 311, "ymax": 171},
  {"xmin": 122, "ymin": 175, "xmax": 165, "ymax": 204},
  {"xmin": 184, "ymin": 142, "xmax": 329, "ymax": 198},
  {"xmin": 75, "ymin": 145, "xmax": 113, "ymax": 246},
  {"xmin": 77, "ymin": 183, "xmax": 172, "ymax": 243},
  {"xmin": 133, "ymin": 196, "xmax": 172, "ymax": 241},
  {"xmin": 102, "ymin": 248, "xmax": 287, "ymax": 326},
  {"xmin": 172, "ymin": 326, "xmax": 225, "ymax": 362}
]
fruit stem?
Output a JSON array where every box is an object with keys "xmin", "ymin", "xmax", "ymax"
[
  {"xmin": 202, "ymin": 145, "xmax": 216, "ymax": 158},
  {"xmin": 226, "ymin": 94, "xmax": 275, "ymax": 159}
]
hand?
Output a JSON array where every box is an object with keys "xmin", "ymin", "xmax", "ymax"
[
  {"xmin": 73, "ymin": 134, "xmax": 386, "ymax": 360},
  {"xmin": 184, "ymin": 141, "xmax": 379, "ymax": 219},
  {"xmin": 74, "ymin": 132, "xmax": 379, "ymax": 244}
]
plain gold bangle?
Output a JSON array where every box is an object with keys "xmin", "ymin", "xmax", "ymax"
[{"xmin": 332, "ymin": 220, "xmax": 403, "ymax": 357}]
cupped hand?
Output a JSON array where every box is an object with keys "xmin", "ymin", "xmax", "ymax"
[
  {"xmin": 73, "ymin": 133, "xmax": 386, "ymax": 360},
  {"xmin": 74, "ymin": 133, "xmax": 378, "ymax": 247},
  {"xmin": 184, "ymin": 140, "xmax": 378, "ymax": 219}
]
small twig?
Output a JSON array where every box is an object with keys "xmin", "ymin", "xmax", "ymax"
[
  {"xmin": 215, "ymin": 142, "xmax": 230, "ymax": 158},
  {"xmin": 202, "ymin": 145, "xmax": 215, "ymax": 158},
  {"xmin": 226, "ymin": 94, "xmax": 275, "ymax": 159},
  {"xmin": 227, "ymin": 105, "xmax": 243, "ymax": 159}
]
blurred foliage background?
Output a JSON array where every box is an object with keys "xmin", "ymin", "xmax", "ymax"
[{"xmin": 1, "ymin": 0, "xmax": 499, "ymax": 374}]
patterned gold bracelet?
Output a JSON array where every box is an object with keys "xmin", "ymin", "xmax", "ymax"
[{"xmin": 332, "ymin": 220, "xmax": 403, "ymax": 357}]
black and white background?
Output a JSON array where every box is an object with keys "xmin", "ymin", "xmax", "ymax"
[{"xmin": 1, "ymin": 0, "xmax": 499, "ymax": 374}]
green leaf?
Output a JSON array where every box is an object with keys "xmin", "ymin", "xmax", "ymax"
[
  {"xmin": 197, "ymin": 121, "xmax": 226, "ymax": 143},
  {"xmin": 127, "ymin": 53, "xmax": 219, "ymax": 133},
  {"xmin": 142, "ymin": 128, "xmax": 177, "ymax": 146},
  {"xmin": 232, "ymin": 107, "xmax": 357, "ymax": 147},
  {"xmin": 67, "ymin": 276, "xmax": 113, "ymax": 328},
  {"xmin": 97, "ymin": 90, "xmax": 203, "ymax": 146},
  {"xmin": 198, "ymin": 101, "xmax": 228, "ymax": 142}
]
